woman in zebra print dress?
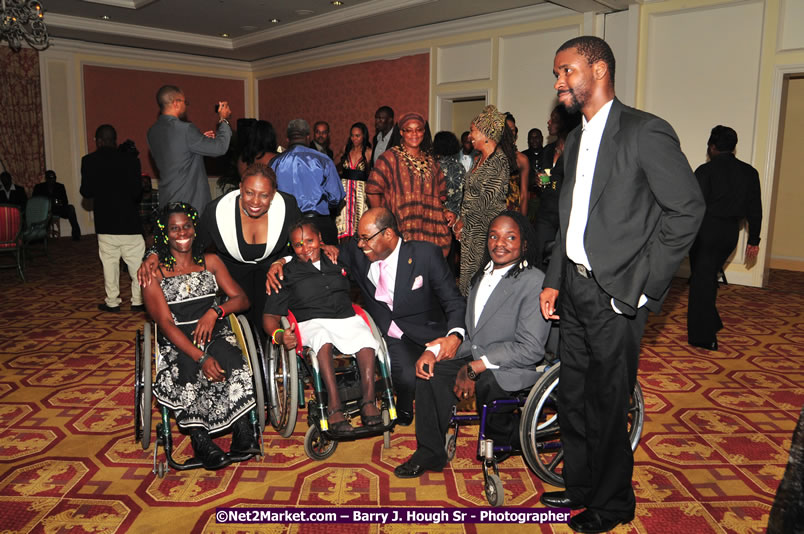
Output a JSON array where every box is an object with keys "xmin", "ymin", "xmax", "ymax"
[{"xmin": 454, "ymin": 105, "xmax": 517, "ymax": 295}]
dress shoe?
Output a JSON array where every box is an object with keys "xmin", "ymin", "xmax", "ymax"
[
  {"xmin": 689, "ymin": 339, "xmax": 718, "ymax": 351},
  {"xmin": 190, "ymin": 428, "xmax": 232, "ymax": 470},
  {"xmin": 393, "ymin": 459, "xmax": 443, "ymax": 479},
  {"xmin": 396, "ymin": 410, "xmax": 414, "ymax": 427},
  {"xmin": 229, "ymin": 416, "xmax": 260, "ymax": 456},
  {"xmin": 130, "ymin": 304, "xmax": 146, "ymax": 312},
  {"xmin": 540, "ymin": 490, "xmax": 585, "ymax": 510},
  {"xmin": 568, "ymin": 509, "xmax": 634, "ymax": 533},
  {"xmin": 97, "ymin": 303, "xmax": 120, "ymax": 313}
]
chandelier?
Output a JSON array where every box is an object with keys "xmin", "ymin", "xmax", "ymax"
[{"xmin": 1, "ymin": 0, "xmax": 50, "ymax": 51}]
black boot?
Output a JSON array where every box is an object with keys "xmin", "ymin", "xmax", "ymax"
[
  {"xmin": 189, "ymin": 428, "xmax": 231, "ymax": 470},
  {"xmin": 230, "ymin": 416, "xmax": 260, "ymax": 456}
]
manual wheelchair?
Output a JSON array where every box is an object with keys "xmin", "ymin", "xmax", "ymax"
[
  {"xmin": 133, "ymin": 314, "xmax": 266, "ymax": 477},
  {"xmin": 445, "ymin": 357, "xmax": 644, "ymax": 506},
  {"xmin": 264, "ymin": 304, "xmax": 397, "ymax": 460}
]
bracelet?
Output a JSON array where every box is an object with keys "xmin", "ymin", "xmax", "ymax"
[
  {"xmin": 271, "ymin": 328, "xmax": 285, "ymax": 345},
  {"xmin": 142, "ymin": 246, "xmax": 158, "ymax": 262},
  {"xmin": 212, "ymin": 304, "xmax": 225, "ymax": 320},
  {"xmin": 198, "ymin": 351, "xmax": 210, "ymax": 368},
  {"xmin": 271, "ymin": 258, "xmax": 285, "ymax": 266}
]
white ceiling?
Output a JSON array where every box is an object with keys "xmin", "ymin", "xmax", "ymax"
[{"xmin": 41, "ymin": 0, "xmax": 632, "ymax": 61}]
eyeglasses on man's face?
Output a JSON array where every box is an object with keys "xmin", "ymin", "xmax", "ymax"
[{"xmin": 354, "ymin": 227, "xmax": 387, "ymax": 245}]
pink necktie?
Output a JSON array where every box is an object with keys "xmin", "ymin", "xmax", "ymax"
[{"xmin": 375, "ymin": 260, "xmax": 403, "ymax": 339}]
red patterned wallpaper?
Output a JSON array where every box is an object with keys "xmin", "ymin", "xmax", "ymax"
[
  {"xmin": 258, "ymin": 53, "xmax": 429, "ymax": 163},
  {"xmin": 83, "ymin": 66, "xmax": 245, "ymax": 179}
]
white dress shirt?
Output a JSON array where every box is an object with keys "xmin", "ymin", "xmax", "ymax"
[
  {"xmin": 373, "ymin": 130, "xmax": 392, "ymax": 164},
  {"xmin": 565, "ymin": 99, "xmax": 647, "ymax": 314},
  {"xmin": 471, "ymin": 262, "xmax": 515, "ymax": 369},
  {"xmin": 566, "ymin": 99, "xmax": 613, "ymax": 271}
]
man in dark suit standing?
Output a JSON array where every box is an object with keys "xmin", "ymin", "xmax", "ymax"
[
  {"xmin": 33, "ymin": 170, "xmax": 81, "ymax": 240},
  {"xmin": 539, "ymin": 36, "xmax": 704, "ymax": 533},
  {"xmin": 687, "ymin": 125, "xmax": 762, "ymax": 351},
  {"xmin": 339, "ymin": 208, "xmax": 466, "ymax": 426}
]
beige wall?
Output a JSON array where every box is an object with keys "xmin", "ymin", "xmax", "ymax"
[
  {"xmin": 451, "ymin": 100, "xmax": 486, "ymax": 137},
  {"xmin": 39, "ymin": 43, "xmax": 251, "ymax": 234},
  {"xmin": 770, "ymin": 76, "xmax": 804, "ymax": 270},
  {"xmin": 38, "ymin": 0, "xmax": 803, "ymax": 286}
]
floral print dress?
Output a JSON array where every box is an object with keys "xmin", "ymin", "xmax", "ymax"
[{"xmin": 151, "ymin": 269, "xmax": 256, "ymax": 434}]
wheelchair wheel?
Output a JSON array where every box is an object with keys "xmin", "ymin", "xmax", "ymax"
[
  {"xmin": 266, "ymin": 319, "xmax": 299, "ymax": 437},
  {"xmin": 484, "ymin": 474, "xmax": 505, "ymax": 507},
  {"xmin": 519, "ymin": 363, "xmax": 646, "ymax": 487},
  {"xmin": 139, "ymin": 323, "xmax": 154, "ymax": 451},
  {"xmin": 134, "ymin": 329, "xmax": 143, "ymax": 443},
  {"xmin": 233, "ymin": 315, "xmax": 266, "ymax": 432},
  {"xmin": 445, "ymin": 431, "xmax": 457, "ymax": 462},
  {"xmin": 304, "ymin": 425, "xmax": 338, "ymax": 460}
]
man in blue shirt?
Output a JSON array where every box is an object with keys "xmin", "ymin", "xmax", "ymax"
[{"xmin": 271, "ymin": 119, "xmax": 344, "ymax": 244}]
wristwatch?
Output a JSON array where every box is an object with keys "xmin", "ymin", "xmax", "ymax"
[
  {"xmin": 466, "ymin": 363, "xmax": 479, "ymax": 381},
  {"xmin": 211, "ymin": 304, "xmax": 224, "ymax": 320}
]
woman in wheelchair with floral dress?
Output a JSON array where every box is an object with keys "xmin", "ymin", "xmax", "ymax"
[
  {"xmin": 143, "ymin": 202, "xmax": 260, "ymax": 471},
  {"xmin": 262, "ymin": 220, "xmax": 383, "ymax": 433}
]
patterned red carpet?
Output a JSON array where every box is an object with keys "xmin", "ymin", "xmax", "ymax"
[{"xmin": 1, "ymin": 238, "xmax": 801, "ymax": 533}]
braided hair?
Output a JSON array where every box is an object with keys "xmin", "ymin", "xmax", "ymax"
[
  {"xmin": 469, "ymin": 210, "xmax": 540, "ymax": 289},
  {"xmin": 153, "ymin": 202, "xmax": 205, "ymax": 270}
]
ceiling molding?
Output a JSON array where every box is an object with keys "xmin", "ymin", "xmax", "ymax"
[
  {"xmin": 252, "ymin": 3, "xmax": 574, "ymax": 75},
  {"xmin": 233, "ymin": 0, "xmax": 437, "ymax": 48},
  {"xmin": 46, "ymin": 13, "xmax": 234, "ymax": 49},
  {"xmin": 46, "ymin": 38, "xmax": 253, "ymax": 74},
  {"xmin": 81, "ymin": 0, "xmax": 157, "ymax": 8}
]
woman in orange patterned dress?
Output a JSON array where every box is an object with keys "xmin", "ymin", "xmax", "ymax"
[{"xmin": 365, "ymin": 112, "xmax": 450, "ymax": 257}]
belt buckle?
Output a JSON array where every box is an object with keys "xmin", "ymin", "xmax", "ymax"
[{"xmin": 576, "ymin": 263, "xmax": 591, "ymax": 278}]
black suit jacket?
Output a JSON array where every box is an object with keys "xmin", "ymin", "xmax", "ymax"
[
  {"xmin": 81, "ymin": 147, "xmax": 143, "ymax": 234},
  {"xmin": 544, "ymin": 98, "xmax": 705, "ymax": 314},
  {"xmin": 33, "ymin": 182, "xmax": 69, "ymax": 207},
  {"xmin": 0, "ymin": 186, "xmax": 27, "ymax": 209},
  {"xmin": 340, "ymin": 238, "xmax": 466, "ymax": 346}
]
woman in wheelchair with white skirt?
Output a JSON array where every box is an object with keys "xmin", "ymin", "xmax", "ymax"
[
  {"xmin": 143, "ymin": 202, "xmax": 260, "ymax": 470},
  {"xmin": 263, "ymin": 220, "xmax": 383, "ymax": 433},
  {"xmin": 394, "ymin": 210, "xmax": 551, "ymax": 478}
]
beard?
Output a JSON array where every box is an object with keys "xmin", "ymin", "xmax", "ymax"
[{"xmin": 178, "ymin": 111, "xmax": 188, "ymax": 121}]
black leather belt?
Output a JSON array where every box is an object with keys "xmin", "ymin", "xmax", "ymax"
[{"xmin": 571, "ymin": 261, "xmax": 592, "ymax": 279}]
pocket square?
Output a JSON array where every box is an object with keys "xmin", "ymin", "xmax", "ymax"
[{"xmin": 411, "ymin": 275, "xmax": 423, "ymax": 290}]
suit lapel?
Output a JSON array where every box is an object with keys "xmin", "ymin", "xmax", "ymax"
[
  {"xmin": 392, "ymin": 241, "xmax": 415, "ymax": 311},
  {"xmin": 560, "ymin": 129, "xmax": 581, "ymax": 234},
  {"xmin": 474, "ymin": 275, "xmax": 514, "ymax": 332},
  {"xmin": 588, "ymin": 98, "xmax": 622, "ymax": 213}
]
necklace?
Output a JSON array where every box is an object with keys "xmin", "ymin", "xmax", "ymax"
[{"xmin": 397, "ymin": 145, "xmax": 433, "ymax": 183}]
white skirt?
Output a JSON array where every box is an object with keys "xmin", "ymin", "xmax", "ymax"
[{"xmin": 297, "ymin": 315, "xmax": 379, "ymax": 355}]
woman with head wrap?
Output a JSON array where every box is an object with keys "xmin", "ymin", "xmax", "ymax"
[
  {"xmin": 365, "ymin": 112, "xmax": 451, "ymax": 257},
  {"xmin": 454, "ymin": 105, "xmax": 517, "ymax": 295}
]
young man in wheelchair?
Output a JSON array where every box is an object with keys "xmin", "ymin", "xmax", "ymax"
[
  {"xmin": 394, "ymin": 211, "xmax": 551, "ymax": 478},
  {"xmin": 142, "ymin": 202, "xmax": 261, "ymax": 471},
  {"xmin": 262, "ymin": 220, "xmax": 383, "ymax": 432}
]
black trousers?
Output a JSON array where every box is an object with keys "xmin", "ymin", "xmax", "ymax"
[
  {"xmin": 687, "ymin": 216, "xmax": 739, "ymax": 345},
  {"xmin": 411, "ymin": 357, "xmax": 518, "ymax": 468},
  {"xmin": 385, "ymin": 336, "xmax": 424, "ymax": 415},
  {"xmin": 53, "ymin": 204, "xmax": 81, "ymax": 238},
  {"xmin": 557, "ymin": 262, "xmax": 648, "ymax": 520}
]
